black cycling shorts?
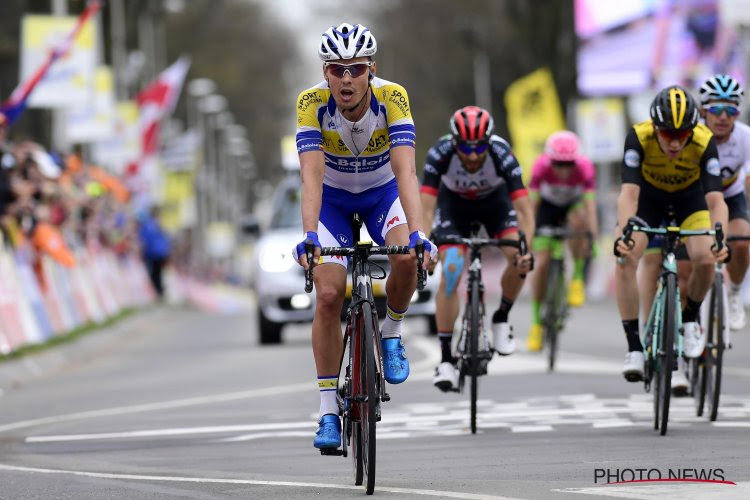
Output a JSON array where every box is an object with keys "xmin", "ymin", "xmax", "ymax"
[{"xmin": 431, "ymin": 185, "xmax": 518, "ymax": 244}]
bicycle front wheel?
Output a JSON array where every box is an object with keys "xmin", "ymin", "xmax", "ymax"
[
  {"xmin": 706, "ymin": 272, "xmax": 725, "ymax": 421},
  {"xmin": 358, "ymin": 302, "xmax": 378, "ymax": 494},
  {"xmin": 469, "ymin": 276, "xmax": 480, "ymax": 435},
  {"xmin": 656, "ymin": 273, "xmax": 676, "ymax": 436}
]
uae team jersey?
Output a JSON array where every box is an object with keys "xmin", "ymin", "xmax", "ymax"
[
  {"xmin": 711, "ymin": 120, "xmax": 750, "ymax": 198},
  {"xmin": 420, "ymin": 135, "xmax": 527, "ymax": 200},
  {"xmin": 295, "ymin": 77, "xmax": 416, "ymax": 194},
  {"xmin": 529, "ymin": 153, "xmax": 596, "ymax": 207}
]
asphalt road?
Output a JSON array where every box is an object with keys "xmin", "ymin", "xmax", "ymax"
[{"xmin": 1, "ymin": 295, "xmax": 749, "ymax": 499}]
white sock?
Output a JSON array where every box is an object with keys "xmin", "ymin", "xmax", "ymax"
[
  {"xmin": 317, "ymin": 375, "xmax": 338, "ymax": 418},
  {"xmin": 381, "ymin": 304, "xmax": 407, "ymax": 339},
  {"xmin": 730, "ymin": 282, "xmax": 742, "ymax": 295}
]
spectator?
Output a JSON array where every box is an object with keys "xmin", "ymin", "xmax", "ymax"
[{"xmin": 138, "ymin": 205, "xmax": 171, "ymax": 297}]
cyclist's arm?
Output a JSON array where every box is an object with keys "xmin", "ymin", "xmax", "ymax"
[
  {"xmin": 616, "ymin": 183, "xmax": 640, "ymax": 235},
  {"xmin": 511, "ymin": 193, "xmax": 535, "ymax": 245},
  {"xmin": 391, "ymin": 145, "xmax": 425, "ymax": 233},
  {"xmin": 700, "ymin": 137, "xmax": 728, "ymax": 231},
  {"xmin": 299, "ymin": 150, "xmax": 325, "ymax": 233},
  {"xmin": 618, "ymin": 128, "xmax": 644, "ymax": 233},
  {"xmin": 420, "ymin": 191, "xmax": 437, "ymax": 237}
]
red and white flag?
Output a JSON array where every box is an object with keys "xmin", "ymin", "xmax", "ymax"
[{"xmin": 131, "ymin": 56, "xmax": 191, "ymax": 198}]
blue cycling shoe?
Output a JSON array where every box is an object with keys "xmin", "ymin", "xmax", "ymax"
[
  {"xmin": 382, "ymin": 337, "xmax": 410, "ymax": 384},
  {"xmin": 313, "ymin": 414, "xmax": 341, "ymax": 449}
]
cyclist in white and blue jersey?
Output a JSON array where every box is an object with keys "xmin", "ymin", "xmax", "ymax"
[{"xmin": 293, "ymin": 23, "xmax": 437, "ymax": 451}]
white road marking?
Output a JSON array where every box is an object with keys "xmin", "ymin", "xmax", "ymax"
[
  {"xmin": 0, "ymin": 382, "xmax": 310, "ymax": 434},
  {"xmin": 511, "ymin": 425, "xmax": 553, "ymax": 433},
  {"xmin": 23, "ymin": 394, "xmax": 750, "ymax": 443},
  {"xmin": 555, "ymin": 482, "xmax": 750, "ymax": 499},
  {"xmin": 0, "ymin": 463, "xmax": 523, "ymax": 499}
]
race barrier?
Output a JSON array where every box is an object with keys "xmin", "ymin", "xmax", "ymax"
[{"xmin": 0, "ymin": 236, "xmax": 157, "ymax": 356}]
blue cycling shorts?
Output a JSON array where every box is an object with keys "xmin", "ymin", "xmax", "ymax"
[{"xmin": 318, "ymin": 178, "xmax": 407, "ymax": 267}]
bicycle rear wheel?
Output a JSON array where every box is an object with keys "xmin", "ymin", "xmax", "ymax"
[
  {"xmin": 543, "ymin": 259, "xmax": 563, "ymax": 372},
  {"xmin": 705, "ymin": 273, "xmax": 725, "ymax": 421},
  {"xmin": 656, "ymin": 274, "xmax": 676, "ymax": 436},
  {"xmin": 358, "ymin": 302, "xmax": 378, "ymax": 494},
  {"xmin": 469, "ymin": 276, "xmax": 480, "ymax": 434}
]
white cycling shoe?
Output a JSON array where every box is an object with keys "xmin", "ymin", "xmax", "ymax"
[
  {"xmin": 492, "ymin": 322, "xmax": 515, "ymax": 356},
  {"xmin": 433, "ymin": 361, "xmax": 458, "ymax": 392},
  {"xmin": 671, "ymin": 368, "xmax": 689, "ymax": 397},
  {"xmin": 682, "ymin": 322, "xmax": 706, "ymax": 358},
  {"xmin": 622, "ymin": 351, "xmax": 644, "ymax": 382},
  {"xmin": 728, "ymin": 290, "xmax": 746, "ymax": 331}
]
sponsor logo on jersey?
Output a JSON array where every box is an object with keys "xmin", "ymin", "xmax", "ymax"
[
  {"xmin": 388, "ymin": 89, "xmax": 410, "ymax": 115},
  {"xmin": 386, "ymin": 215, "xmax": 400, "ymax": 228},
  {"xmin": 337, "ymin": 234, "xmax": 349, "ymax": 245},
  {"xmin": 511, "ymin": 166, "xmax": 522, "ymax": 177},
  {"xmin": 706, "ymin": 158, "xmax": 721, "ymax": 176},
  {"xmin": 377, "ymin": 212, "xmax": 386, "ymax": 224},
  {"xmin": 624, "ymin": 149, "xmax": 640, "ymax": 168}
]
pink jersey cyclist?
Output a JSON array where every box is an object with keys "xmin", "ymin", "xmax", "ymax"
[
  {"xmin": 529, "ymin": 153, "xmax": 596, "ymax": 210},
  {"xmin": 525, "ymin": 131, "xmax": 599, "ymax": 352}
]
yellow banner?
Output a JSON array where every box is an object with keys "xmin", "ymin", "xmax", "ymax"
[
  {"xmin": 161, "ymin": 170, "xmax": 195, "ymax": 232},
  {"xmin": 504, "ymin": 68, "xmax": 565, "ymax": 179}
]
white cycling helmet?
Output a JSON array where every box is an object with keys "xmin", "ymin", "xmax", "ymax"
[
  {"xmin": 319, "ymin": 23, "xmax": 377, "ymax": 61},
  {"xmin": 699, "ymin": 74, "xmax": 744, "ymax": 105}
]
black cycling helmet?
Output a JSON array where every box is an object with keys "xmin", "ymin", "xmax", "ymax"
[{"xmin": 649, "ymin": 85, "xmax": 700, "ymax": 131}]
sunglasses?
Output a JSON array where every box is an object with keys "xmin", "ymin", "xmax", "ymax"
[
  {"xmin": 552, "ymin": 160, "xmax": 575, "ymax": 168},
  {"xmin": 655, "ymin": 127, "xmax": 692, "ymax": 142},
  {"xmin": 705, "ymin": 104, "xmax": 740, "ymax": 117},
  {"xmin": 324, "ymin": 61, "xmax": 372, "ymax": 79},
  {"xmin": 456, "ymin": 141, "xmax": 489, "ymax": 155}
]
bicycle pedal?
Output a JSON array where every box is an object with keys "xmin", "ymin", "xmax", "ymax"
[
  {"xmin": 382, "ymin": 392, "xmax": 390, "ymax": 402},
  {"xmin": 319, "ymin": 449, "xmax": 344, "ymax": 456}
]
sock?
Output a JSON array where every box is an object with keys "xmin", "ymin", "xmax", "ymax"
[
  {"xmin": 682, "ymin": 297, "xmax": 701, "ymax": 323},
  {"xmin": 531, "ymin": 299, "xmax": 541, "ymax": 325},
  {"xmin": 381, "ymin": 304, "xmax": 407, "ymax": 339},
  {"xmin": 622, "ymin": 319, "xmax": 641, "ymax": 352},
  {"xmin": 573, "ymin": 258, "xmax": 585, "ymax": 281},
  {"xmin": 492, "ymin": 297, "xmax": 514, "ymax": 323},
  {"xmin": 730, "ymin": 282, "xmax": 742, "ymax": 295},
  {"xmin": 438, "ymin": 332, "xmax": 453, "ymax": 363},
  {"xmin": 318, "ymin": 375, "xmax": 339, "ymax": 418}
]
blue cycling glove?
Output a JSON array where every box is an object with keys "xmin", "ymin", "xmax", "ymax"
[
  {"xmin": 293, "ymin": 231, "xmax": 321, "ymax": 263},
  {"xmin": 408, "ymin": 230, "xmax": 438, "ymax": 261}
]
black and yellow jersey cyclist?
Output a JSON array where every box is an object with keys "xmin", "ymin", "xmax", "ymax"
[{"xmin": 614, "ymin": 85, "xmax": 729, "ymax": 384}]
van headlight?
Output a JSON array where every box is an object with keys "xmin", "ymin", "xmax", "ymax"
[{"xmin": 259, "ymin": 244, "xmax": 296, "ymax": 273}]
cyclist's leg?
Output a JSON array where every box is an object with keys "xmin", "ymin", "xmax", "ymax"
[
  {"xmin": 426, "ymin": 191, "xmax": 466, "ymax": 389},
  {"xmin": 681, "ymin": 208, "xmax": 714, "ymax": 358},
  {"xmin": 363, "ymin": 180, "xmax": 412, "ymax": 383},
  {"xmin": 530, "ymin": 200, "xmax": 562, "ymax": 350},
  {"xmin": 566, "ymin": 201, "xmax": 587, "ymax": 306},
  {"xmin": 725, "ymin": 193, "xmax": 750, "ymax": 329},
  {"xmin": 312, "ymin": 189, "xmax": 354, "ymax": 448},
  {"xmin": 616, "ymin": 192, "xmax": 655, "ymax": 381},
  {"xmin": 640, "ymin": 242, "xmax": 662, "ymax": 319},
  {"xmin": 485, "ymin": 191, "xmax": 521, "ymax": 355}
]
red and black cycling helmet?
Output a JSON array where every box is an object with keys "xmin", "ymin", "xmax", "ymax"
[{"xmin": 450, "ymin": 106, "xmax": 494, "ymax": 155}]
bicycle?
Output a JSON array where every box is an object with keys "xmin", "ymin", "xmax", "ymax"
[
  {"xmin": 619, "ymin": 218, "xmax": 723, "ymax": 436},
  {"xmin": 689, "ymin": 231, "xmax": 738, "ymax": 421},
  {"xmin": 534, "ymin": 227, "xmax": 592, "ymax": 372},
  {"xmin": 434, "ymin": 223, "xmax": 528, "ymax": 434},
  {"xmin": 304, "ymin": 213, "xmax": 425, "ymax": 495}
]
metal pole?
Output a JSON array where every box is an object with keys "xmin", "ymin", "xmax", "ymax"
[{"xmin": 109, "ymin": 0, "xmax": 128, "ymax": 100}]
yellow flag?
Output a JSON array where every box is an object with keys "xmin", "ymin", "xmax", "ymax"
[{"xmin": 504, "ymin": 68, "xmax": 565, "ymax": 180}]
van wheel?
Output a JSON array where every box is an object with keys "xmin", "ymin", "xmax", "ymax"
[{"xmin": 259, "ymin": 309, "xmax": 283, "ymax": 344}]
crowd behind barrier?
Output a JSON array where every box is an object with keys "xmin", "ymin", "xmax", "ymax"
[{"xmin": 0, "ymin": 117, "xmax": 158, "ymax": 356}]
